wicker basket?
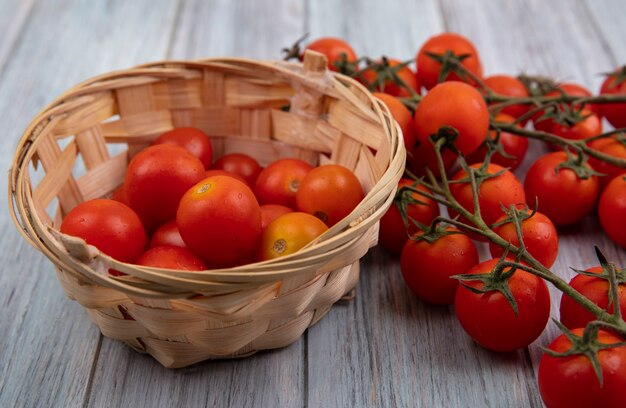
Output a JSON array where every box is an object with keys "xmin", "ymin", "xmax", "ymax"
[{"xmin": 9, "ymin": 51, "xmax": 405, "ymax": 368}]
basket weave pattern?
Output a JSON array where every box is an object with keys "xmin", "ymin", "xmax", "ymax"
[{"xmin": 9, "ymin": 52, "xmax": 405, "ymax": 368}]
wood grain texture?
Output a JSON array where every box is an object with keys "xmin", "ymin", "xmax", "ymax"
[
  {"xmin": 0, "ymin": 0, "xmax": 181, "ymax": 407},
  {"xmin": 581, "ymin": 0, "xmax": 626, "ymax": 65},
  {"xmin": 0, "ymin": 0, "xmax": 35, "ymax": 74}
]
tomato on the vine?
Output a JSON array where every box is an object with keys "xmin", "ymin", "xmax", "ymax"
[
  {"xmin": 600, "ymin": 67, "xmax": 626, "ymax": 129},
  {"xmin": 152, "ymin": 127, "xmax": 213, "ymax": 169},
  {"xmin": 524, "ymin": 151, "xmax": 599, "ymax": 226},
  {"xmin": 401, "ymin": 227, "xmax": 478, "ymax": 305},
  {"xmin": 598, "ymin": 175, "xmax": 626, "ymax": 248},
  {"xmin": 414, "ymin": 82, "xmax": 489, "ymax": 156},
  {"xmin": 533, "ymin": 83, "xmax": 599, "ymax": 132},
  {"xmin": 549, "ymin": 109, "xmax": 602, "ymax": 144},
  {"xmin": 466, "ymin": 113, "xmax": 529, "ymax": 170},
  {"xmin": 304, "ymin": 37, "xmax": 357, "ymax": 73},
  {"xmin": 454, "ymin": 258, "xmax": 551, "ymax": 352},
  {"xmin": 361, "ymin": 59, "xmax": 420, "ymax": 97},
  {"xmin": 137, "ymin": 245, "xmax": 207, "ymax": 271},
  {"xmin": 372, "ymin": 92, "xmax": 416, "ymax": 153},
  {"xmin": 213, "ymin": 153, "xmax": 262, "ymax": 187},
  {"xmin": 483, "ymin": 75, "xmax": 529, "ymax": 121},
  {"xmin": 589, "ymin": 136, "xmax": 626, "ymax": 189},
  {"xmin": 416, "ymin": 32, "xmax": 483, "ymax": 90},
  {"xmin": 538, "ymin": 328, "xmax": 626, "ymax": 408},
  {"xmin": 259, "ymin": 212, "xmax": 328, "ymax": 260},
  {"xmin": 254, "ymin": 158, "xmax": 313, "ymax": 208}
]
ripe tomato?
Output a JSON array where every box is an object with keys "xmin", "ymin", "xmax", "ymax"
[
  {"xmin": 524, "ymin": 152, "xmax": 599, "ymax": 226},
  {"xmin": 378, "ymin": 178, "xmax": 439, "ymax": 254},
  {"xmin": 598, "ymin": 175, "xmax": 626, "ymax": 248},
  {"xmin": 296, "ymin": 164, "xmax": 364, "ymax": 227},
  {"xmin": 204, "ymin": 169, "xmax": 247, "ymax": 184},
  {"xmin": 449, "ymin": 163, "xmax": 526, "ymax": 226},
  {"xmin": 600, "ymin": 67, "xmax": 626, "ymax": 128},
  {"xmin": 483, "ymin": 75, "xmax": 529, "ymax": 120},
  {"xmin": 152, "ymin": 127, "xmax": 213, "ymax": 169},
  {"xmin": 414, "ymin": 82, "xmax": 489, "ymax": 156},
  {"xmin": 454, "ymin": 258, "xmax": 551, "ymax": 352},
  {"xmin": 111, "ymin": 183, "xmax": 129, "ymax": 206},
  {"xmin": 466, "ymin": 113, "xmax": 529, "ymax": 170},
  {"xmin": 416, "ymin": 32, "xmax": 483, "ymax": 90},
  {"xmin": 408, "ymin": 138, "xmax": 458, "ymax": 178},
  {"xmin": 177, "ymin": 176, "xmax": 262, "ymax": 267},
  {"xmin": 559, "ymin": 266, "xmax": 626, "ymax": 330},
  {"xmin": 254, "ymin": 158, "xmax": 313, "ymax": 208},
  {"xmin": 149, "ymin": 220, "xmax": 185, "ymax": 249},
  {"xmin": 400, "ymin": 228, "xmax": 478, "ymax": 305},
  {"xmin": 361, "ymin": 59, "xmax": 421, "ymax": 97},
  {"xmin": 137, "ymin": 245, "xmax": 206, "ymax": 271},
  {"xmin": 259, "ymin": 212, "xmax": 328, "ymax": 260},
  {"xmin": 60, "ymin": 199, "xmax": 147, "ymax": 267},
  {"xmin": 533, "ymin": 83, "xmax": 598, "ymax": 132},
  {"xmin": 304, "ymin": 37, "xmax": 357, "ymax": 73},
  {"xmin": 260, "ymin": 204, "xmax": 293, "ymax": 230},
  {"xmin": 538, "ymin": 328, "xmax": 626, "ymax": 408},
  {"xmin": 489, "ymin": 209, "xmax": 558, "ymax": 268},
  {"xmin": 125, "ymin": 145, "xmax": 205, "ymax": 229},
  {"xmin": 589, "ymin": 136, "xmax": 626, "ymax": 189},
  {"xmin": 549, "ymin": 109, "xmax": 602, "ymax": 144},
  {"xmin": 372, "ymin": 92, "xmax": 416, "ymax": 153},
  {"xmin": 213, "ymin": 153, "xmax": 262, "ymax": 186}
]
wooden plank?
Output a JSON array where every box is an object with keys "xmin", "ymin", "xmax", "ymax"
[
  {"xmin": 0, "ymin": 0, "xmax": 35, "ymax": 74},
  {"xmin": 0, "ymin": 0, "xmax": 182, "ymax": 406},
  {"xmin": 580, "ymin": 0, "xmax": 626, "ymax": 65}
]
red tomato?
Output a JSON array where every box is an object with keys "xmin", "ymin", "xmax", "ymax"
[
  {"xmin": 60, "ymin": 199, "xmax": 147, "ymax": 268},
  {"xmin": 152, "ymin": 127, "xmax": 213, "ymax": 169},
  {"xmin": 401, "ymin": 228, "xmax": 478, "ymax": 305},
  {"xmin": 559, "ymin": 266, "xmax": 626, "ymax": 330},
  {"xmin": 361, "ymin": 59, "xmax": 421, "ymax": 97},
  {"xmin": 372, "ymin": 92, "xmax": 416, "ymax": 153},
  {"xmin": 549, "ymin": 109, "xmax": 602, "ymax": 144},
  {"xmin": 254, "ymin": 158, "xmax": 313, "ymax": 208},
  {"xmin": 304, "ymin": 37, "xmax": 357, "ymax": 73},
  {"xmin": 408, "ymin": 139, "xmax": 458, "ymax": 178},
  {"xmin": 125, "ymin": 145, "xmax": 205, "ymax": 229},
  {"xmin": 260, "ymin": 204, "xmax": 293, "ymax": 230},
  {"xmin": 259, "ymin": 212, "xmax": 328, "ymax": 260},
  {"xmin": 378, "ymin": 178, "xmax": 439, "ymax": 254},
  {"xmin": 538, "ymin": 328, "xmax": 626, "ymax": 408},
  {"xmin": 533, "ymin": 83, "xmax": 598, "ymax": 132},
  {"xmin": 598, "ymin": 175, "xmax": 626, "ymax": 248},
  {"xmin": 416, "ymin": 32, "xmax": 483, "ymax": 90},
  {"xmin": 449, "ymin": 163, "xmax": 526, "ymax": 226},
  {"xmin": 136, "ymin": 245, "xmax": 206, "ymax": 271},
  {"xmin": 213, "ymin": 153, "xmax": 262, "ymax": 187},
  {"xmin": 296, "ymin": 164, "xmax": 364, "ymax": 227},
  {"xmin": 483, "ymin": 75, "xmax": 530, "ymax": 120},
  {"xmin": 149, "ymin": 220, "xmax": 185, "ymax": 249},
  {"xmin": 110, "ymin": 184, "xmax": 129, "ymax": 206},
  {"xmin": 589, "ymin": 137, "xmax": 626, "ymax": 189},
  {"xmin": 524, "ymin": 152, "xmax": 599, "ymax": 226},
  {"xmin": 600, "ymin": 68, "xmax": 626, "ymax": 128},
  {"xmin": 454, "ymin": 258, "xmax": 551, "ymax": 352},
  {"xmin": 414, "ymin": 82, "xmax": 489, "ymax": 156},
  {"xmin": 204, "ymin": 169, "xmax": 247, "ymax": 184},
  {"xmin": 177, "ymin": 176, "xmax": 262, "ymax": 267},
  {"xmin": 466, "ymin": 113, "xmax": 529, "ymax": 170},
  {"xmin": 490, "ymin": 210, "xmax": 559, "ymax": 268}
]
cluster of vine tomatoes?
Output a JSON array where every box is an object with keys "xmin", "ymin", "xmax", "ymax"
[
  {"xmin": 304, "ymin": 34, "xmax": 626, "ymax": 406},
  {"xmin": 61, "ymin": 127, "xmax": 364, "ymax": 272}
]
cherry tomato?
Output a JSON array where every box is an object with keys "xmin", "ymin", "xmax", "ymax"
[
  {"xmin": 137, "ymin": 245, "xmax": 206, "ymax": 271},
  {"xmin": 533, "ymin": 83, "xmax": 598, "ymax": 132},
  {"xmin": 408, "ymin": 139, "xmax": 458, "ymax": 178},
  {"xmin": 152, "ymin": 127, "xmax": 213, "ymax": 169},
  {"xmin": 254, "ymin": 158, "xmax": 313, "ymax": 208},
  {"xmin": 260, "ymin": 204, "xmax": 293, "ymax": 230},
  {"xmin": 483, "ymin": 75, "xmax": 529, "ymax": 120},
  {"xmin": 538, "ymin": 328, "xmax": 626, "ymax": 408},
  {"xmin": 296, "ymin": 164, "xmax": 364, "ymax": 227},
  {"xmin": 559, "ymin": 266, "xmax": 626, "ymax": 330},
  {"xmin": 149, "ymin": 220, "xmax": 185, "ymax": 249},
  {"xmin": 549, "ymin": 109, "xmax": 602, "ymax": 144},
  {"xmin": 60, "ymin": 199, "xmax": 147, "ymax": 268},
  {"xmin": 378, "ymin": 178, "xmax": 439, "ymax": 254},
  {"xmin": 372, "ymin": 92, "xmax": 416, "ymax": 153},
  {"xmin": 588, "ymin": 136, "xmax": 626, "ymax": 189},
  {"xmin": 213, "ymin": 153, "xmax": 262, "ymax": 186},
  {"xmin": 524, "ymin": 152, "xmax": 599, "ymax": 226},
  {"xmin": 454, "ymin": 258, "xmax": 551, "ymax": 352},
  {"xmin": 111, "ymin": 183, "xmax": 129, "ymax": 206},
  {"xmin": 466, "ymin": 113, "xmax": 529, "ymax": 170},
  {"xmin": 416, "ymin": 32, "xmax": 483, "ymax": 90},
  {"xmin": 177, "ymin": 176, "xmax": 262, "ymax": 267},
  {"xmin": 600, "ymin": 67, "xmax": 626, "ymax": 129},
  {"xmin": 490, "ymin": 210, "xmax": 558, "ymax": 268},
  {"xmin": 361, "ymin": 59, "xmax": 421, "ymax": 97},
  {"xmin": 305, "ymin": 37, "xmax": 357, "ymax": 73},
  {"xmin": 449, "ymin": 163, "xmax": 526, "ymax": 226},
  {"xmin": 125, "ymin": 145, "xmax": 205, "ymax": 229},
  {"xmin": 259, "ymin": 212, "xmax": 328, "ymax": 260},
  {"xmin": 401, "ymin": 228, "xmax": 478, "ymax": 305},
  {"xmin": 204, "ymin": 169, "xmax": 247, "ymax": 184},
  {"xmin": 598, "ymin": 175, "xmax": 626, "ymax": 248},
  {"xmin": 414, "ymin": 82, "xmax": 489, "ymax": 156}
]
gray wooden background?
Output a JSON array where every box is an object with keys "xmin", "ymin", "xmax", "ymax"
[{"xmin": 1, "ymin": 0, "xmax": 625, "ymax": 407}]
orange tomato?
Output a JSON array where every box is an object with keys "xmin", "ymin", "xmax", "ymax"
[{"xmin": 258, "ymin": 212, "xmax": 328, "ymax": 260}]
